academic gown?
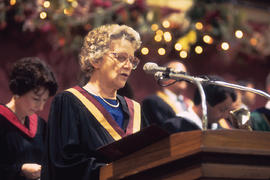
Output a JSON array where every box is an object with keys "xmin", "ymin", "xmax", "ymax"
[
  {"xmin": 250, "ymin": 107, "xmax": 270, "ymax": 131},
  {"xmin": 41, "ymin": 86, "xmax": 148, "ymax": 180},
  {"xmin": 0, "ymin": 104, "xmax": 46, "ymax": 180},
  {"xmin": 142, "ymin": 94, "xmax": 176, "ymax": 126},
  {"xmin": 142, "ymin": 94, "xmax": 200, "ymax": 134}
]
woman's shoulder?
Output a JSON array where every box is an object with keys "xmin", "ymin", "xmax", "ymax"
[
  {"xmin": 51, "ymin": 87, "xmax": 87, "ymax": 109},
  {"xmin": 54, "ymin": 87, "xmax": 79, "ymax": 100},
  {"xmin": 0, "ymin": 104, "xmax": 12, "ymax": 122}
]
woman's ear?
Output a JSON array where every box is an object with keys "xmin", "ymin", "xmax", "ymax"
[{"xmin": 90, "ymin": 58, "xmax": 102, "ymax": 69}]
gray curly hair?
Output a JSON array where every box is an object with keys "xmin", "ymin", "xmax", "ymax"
[{"xmin": 79, "ymin": 24, "xmax": 141, "ymax": 78}]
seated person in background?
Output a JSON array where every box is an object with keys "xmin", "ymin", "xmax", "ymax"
[
  {"xmin": 0, "ymin": 57, "xmax": 58, "ymax": 180},
  {"xmin": 250, "ymin": 72, "xmax": 270, "ymax": 131},
  {"xmin": 193, "ymin": 75, "xmax": 237, "ymax": 130},
  {"xmin": 233, "ymin": 79, "xmax": 256, "ymax": 111},
  {"xmin": 41, "ymin": 24, "xmax": 149, "ymax": 180},
  {"xmin": 142, "ymin": 61, "xmax": 201, "ymax": 133}
]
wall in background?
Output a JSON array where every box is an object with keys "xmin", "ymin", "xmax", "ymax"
[{"xmin": 1, "ymin": 27, "xmax": 269, "ymax": 120}]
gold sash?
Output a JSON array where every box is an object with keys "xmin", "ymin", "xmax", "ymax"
[
  {"xmin": 156, "ymin": 91, "xmax": 180, "ymax": 114},
  {"xmin": 66, "ymin": 87, "xmax": 141, "ymax": 140}
]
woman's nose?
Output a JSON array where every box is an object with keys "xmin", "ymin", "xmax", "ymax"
[
  {"xmin": 123, "ymin": 59, "xmax": 133, "ymax": 69},
  {"xmin": 37, "ymin": 101, "xmax": 45, "ymax": 111}
]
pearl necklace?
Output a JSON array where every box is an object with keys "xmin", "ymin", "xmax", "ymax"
[
  {"xmin": 99, "ymin": 95, "xmax": 120, "ymax": 108},
  {"xmin": 83, "ymin": 86, "xmax": 120, "ymax": 108}
]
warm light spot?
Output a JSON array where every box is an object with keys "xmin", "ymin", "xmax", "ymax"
[
  {"xmin": 141, "ymin": 47, "xmax": 149, "ymax": 55},
  {"xmin": 40, "ymin": 12, "xmax": 47, "ymax": 19},
  {"xmin": 43, "ymin": 1, "xmax": 50, "ymax": 8},
  {"xmin": 180, "ymin": 50, "xmax": 188, "ymax": 58},
  {"xmin": 64, "ymin": 9, "xmax": 68, "ymax": 15},
  {"xmin": 163, "ymin": 31, "xmax": 172, "ymax": 42},
  {"xmin": 156, "ymin": 29, "xmax": 163, "ymax": 36},
  {"xmin": 67, "ymin": 0, "xmax": 74, "ymax": 2},
  {"xmin": 175, "ymin": 43, "xmax": 182, "ymax": 51},
  {"xmin": 10, "ymin": 0, "xmax": 16, "ymax": 5},
  {"xmin": 195, "ymin": 46, "xmax": 203, "ymax": 54},
  {"xmin": 162, "ymin": 20, "xmax": 170, "ymax": 28},
  {"xmin": 195, "ymin": 22, "xmax": 203, "ymax": 30},
  {"xmin": 158, "ymin": 48, "xmax": 166, "ymax": 55},
  {"xmin": 235, "ymin": 30, "xmax": 243, "ymax": 39},
  {"xmin": 125, "ymin": 0, "xmax": 135, "ymax": 4},
  {"xmin": 154, "ymin": 34, "xmax": 162, "ymax": 42},
  {"xmin": 250, "ymin": 38, "xmax": 257, "ymax": 46},
  {"xmin": 151, "ymin": 24, "xmax": 159, "ymax": 31},
  {"xmin": 146, "ymin": 11, "xmax": 154, "ymax": 22},
  {"xmin": 64, "ymin": 8, "xmax": 73, "ymax": 15},
  {"xmin": 72, "ymin": 1, "xmax": 78, "ymax": 8},
  {"xmin": 203, "ymin": 35, "xmax": 213, "ymax": 44},
  {"xmin": 221, "ymin": 42, "xmax": 230, "ymax": 50}
]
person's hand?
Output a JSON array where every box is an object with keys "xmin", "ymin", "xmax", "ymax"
[{"xmin": 21, "ymin": 163, "xmax": 41, "ymax": 179}]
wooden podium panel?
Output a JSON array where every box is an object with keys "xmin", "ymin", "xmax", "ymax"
[{"xmin": 100, "ymin": 130, "xmax": 270, "ymax": 180}]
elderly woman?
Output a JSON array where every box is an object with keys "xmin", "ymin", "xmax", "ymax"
[
  {"xmin": 0, "ymin": 57, "xmax": 58, "ymax": 180},
  {"xmin": 41, "ymin": 24, "xmax": 148, "ymax": 180}
]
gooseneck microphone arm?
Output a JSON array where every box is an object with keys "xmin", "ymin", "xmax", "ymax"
[
  {"xmin": 152, "ymin": 64, "xmax": 270, "ymax": 131},
  {"xmin": 163, "ymin": 72, "xmax": 270, "ymax": 99},
  {"xmin": 155, "ymin": 71, "xmax": 209, "ymax": 130},
  {"xmin": 193, "ymin": 79, "xmax": 208, "ymax": 130}
]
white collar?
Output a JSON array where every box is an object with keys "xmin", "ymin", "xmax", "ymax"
[
  {"xmin": 163, "ymin": 89, "xmax": 184, "ymax": 101},
  {"xmin": 163, "ymin": 89, "xmax": 178, "ymax": 101},
  {"xmin": 266, "ymin": 100, "xmax": 270, "ymax": 109}
]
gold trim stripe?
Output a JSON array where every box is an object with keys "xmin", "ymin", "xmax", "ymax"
[
  {"xmin": 156, "ymin": 91, "xmax": 180, "ymax": 114},
  {"xmin": 132, "ymin": 100, "xmax": 141, "ymax": 133},
  {"xmin": 66, "ymin": 88, "xmax": 122, "ymax": 141}
]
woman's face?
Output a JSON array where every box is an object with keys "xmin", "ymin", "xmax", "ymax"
[
  {"xmin": 96, "ymin": 39, "xmax": 137, "ymax": 90},
  {"xmin": 15, "ymin": 87, "xmax": 49, "ymax": 117}
]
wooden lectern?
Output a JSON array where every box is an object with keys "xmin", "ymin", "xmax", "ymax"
[{"xmin": 100, "ymin": 130, "xmax": 270, "ymax": 180}]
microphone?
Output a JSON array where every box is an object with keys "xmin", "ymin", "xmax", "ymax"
[
  {"xmin": 143, "ymin": 62, "xmax": 193, "ymax": 83},
  {"xmin": 143, "ymin": 62, "xmax": 186, "ymax": 75},
  {"xmin": 143, "ymin": 62, "xmax": 173, "ymax": 74},
  {"xmin": 143, "ymin": 62, "xmax": 169, "ymax": 74}
]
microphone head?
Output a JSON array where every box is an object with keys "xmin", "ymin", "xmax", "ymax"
[{"xmin": 143, "ymin": 62, "xmax": 158, "ymax": 74}]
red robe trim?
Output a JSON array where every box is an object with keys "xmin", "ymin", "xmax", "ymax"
[{"xmin": 0, "ymin": 105, "xmax": 38, "ymax": 138}]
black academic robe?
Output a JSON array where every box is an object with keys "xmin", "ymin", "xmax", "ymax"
[
  {"xmin": 251, "ymin": 107, "xmax": 270, "ymax": 131},
  {"xmin": 41, "ymin": 86, "xmax": 147, "ymax": 180},
  {"xmin": 142, "ymin": 94, "xmax": 200, "ymax": 134},
  {"xmin": 0, "ymin": 105, "xmax": 46, "ymax": 180},
  {"xmin": 142, "ymin": 94, "xmax": 176, "ymax": 126}
]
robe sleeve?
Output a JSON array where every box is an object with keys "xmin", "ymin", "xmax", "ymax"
[
  {"xmin": 0, "ymin": 162, "xmax": 22, "ymax": 180},
  {"xmin": 41, "ymin": 92, "xmax": 106, "ymax": 180},
  {"xmin": 250, "ymin": 111, "xmax": 270, "ymax": 131},
  {"xmin": 142, "ymin": 95, "xmax": 176, "ymax": 126},
  {"xmin": 141, "ymin": 109, "xmax": 150, "ymax": 128},
  {"xmin": 0, "ymin": 116, "xmax": 24, "ymax": 179},
  {"xmin": 142, "ymin": 96, "xmax": 200, "ymax": 133}
]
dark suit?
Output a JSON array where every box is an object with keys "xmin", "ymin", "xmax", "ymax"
[{"xmin": 142, "ymin": 94, "xmax": 200, "ymax": 134}]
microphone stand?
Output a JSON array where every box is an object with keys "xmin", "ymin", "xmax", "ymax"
[{"xmin": 154, "ymin": 72, "xmax": 270, "ymax": 131}]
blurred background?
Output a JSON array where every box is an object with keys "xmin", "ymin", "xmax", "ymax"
[{"xmin": 1, "ymin": 0, "xmax": 270, "ymax": 119}]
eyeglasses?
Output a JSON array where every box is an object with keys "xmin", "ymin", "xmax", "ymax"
[{"xmin": 109, "ymin": 52, "xmax": 140, "ymax": 70}]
